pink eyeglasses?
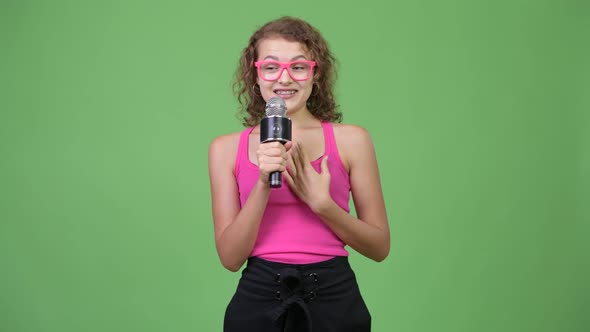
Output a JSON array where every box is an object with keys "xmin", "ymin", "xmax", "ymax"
[{"xmin": 254, "ymin": 60, "xmax": 317, "ymax": 81}]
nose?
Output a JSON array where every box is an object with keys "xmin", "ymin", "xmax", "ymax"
[{"xmin": 277, "ymin": 67, "xmax": 293, "ymax": 84}]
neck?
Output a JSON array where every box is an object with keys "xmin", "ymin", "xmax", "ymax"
[{"xmin": 288, "ymin": 108, "xmax": 321, "ymax": 129}]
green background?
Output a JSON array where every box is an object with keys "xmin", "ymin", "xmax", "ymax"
[{"xmin": 1, "ymin": 0, "xmax": 588, "ymax": 331}]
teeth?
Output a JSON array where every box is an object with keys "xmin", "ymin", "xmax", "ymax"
[{"xmin": 275, "ymin": 90, "xmax": 296, "ymax": 95}]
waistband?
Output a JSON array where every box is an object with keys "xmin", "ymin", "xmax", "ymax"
[{"xmin": 247, "ymin": 255, "xmax": 349, "ymax": 271}]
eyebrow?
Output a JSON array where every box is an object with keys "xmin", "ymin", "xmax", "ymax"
[{"xmin": 262, "ymin": 55, "xmax": 308, "ymax": 61}]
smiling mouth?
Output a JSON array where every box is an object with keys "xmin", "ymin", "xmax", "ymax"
[{"xmin": 274, "ymin": 90, "xmax": 297, "ymax": 95}]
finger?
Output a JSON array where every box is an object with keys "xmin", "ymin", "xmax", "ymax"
[
  {"xmin": 261, "ymin": 156, "xmax": 287, "ymax": 165},
  {"xmin": 259, "ymin": 141, "xmax": 285, "ymax": 154},
  {"xmin": 284, "ymin": 141, "xmax": 293, "ymax": 152},
  {"xmin": 296, "ymin": 141, "xmax": 310, "ymax": 165},
  {"xmin": 283, "ymin": 170, "xmax": 295, "ymax": 189},
  {"xmin": 260, "ymin": 163, "xmax": 285, "ymax": 174},
  {"xmin": 259, "ymin": 145, "xmax": 285, "ymax": 154},
  {"xmin": 291, "ymin": 143, "xmax": 305, "ymax": 172},
  {"xmin": 286, "ymin": 153, "xmax": 296, "ymax": 177},
  {"xmin": 320, "ymin": 155, "xmax": 330, "ymax": 175},
  {"xmin": 283, "ymin": 170, "xmax": 302, "ymax": 197},
  {"xmin": 262, "ymin": 141, "xmax": 283, "ymax": 149},
  {"xmin": 259, "ymin": 148, "xmax": 288, "ymax": 161}
]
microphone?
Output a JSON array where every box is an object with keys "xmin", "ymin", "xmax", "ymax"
[{"xmin": 260, "ymin": 97, "xmax": 292, "ymax": 188}]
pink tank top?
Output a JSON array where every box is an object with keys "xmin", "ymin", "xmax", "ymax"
[{"xmin": 234, "ymin": 122, "xmax": 351, "ymax": 264}]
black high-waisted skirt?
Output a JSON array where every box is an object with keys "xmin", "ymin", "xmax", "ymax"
[{"xmin": 224, "ymin": 256, "xmax": 371, "ymax": 332}]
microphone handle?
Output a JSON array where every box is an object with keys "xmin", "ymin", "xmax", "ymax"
[
  {"xmin": 269, "ymin": 171, "xmax": 282, "ymax": 188},
  {"xmin": 268, "ymin": 139, "xmax": 287, "ymax": 188}
]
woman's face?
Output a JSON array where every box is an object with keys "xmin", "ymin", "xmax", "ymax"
[{"xmin": 256, "ymin": 37, "xmax": 314, "ymax": 116}]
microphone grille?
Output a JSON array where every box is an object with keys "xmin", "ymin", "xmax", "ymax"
[{"xmin": 265, "ymin": 97, "xmax": 286, "ymax": 117}]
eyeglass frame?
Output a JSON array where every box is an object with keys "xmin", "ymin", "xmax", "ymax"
[{"xmin": 254, "ymin": 60, "xmax": 317, "ymax": 81}]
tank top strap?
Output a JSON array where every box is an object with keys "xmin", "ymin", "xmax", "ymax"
[
  {"xmin": 234, "ymin": 126, "xmax": 255, "ymax": 176},
  {"xmin": 321, "ymin": 121, "xmax": 346, "ymax": 172},
  {"xmin": 321, "ymin": 121, "xmax": 336, "ymax": 157}
]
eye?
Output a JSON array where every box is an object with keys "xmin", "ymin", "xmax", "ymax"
[
  {"xmin": 262, "ymin": 64, "xmax": 278, "ymax": 71},
  {"xmin": 291, "ymin": 63, "xmax": 309, "ymax": 71}
]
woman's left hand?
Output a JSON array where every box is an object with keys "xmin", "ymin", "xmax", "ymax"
[{"xmin": 284, "ymin": 142, "xmax": 332, "ymax": 213}]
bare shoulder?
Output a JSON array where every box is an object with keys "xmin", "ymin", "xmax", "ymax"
[
  {"xmin": 331, "ymin": 123, "xmax": 375, "ymax": 171},
  {"xmin": 208, "ymin": 131, "xmax": 242, "ymax": 167},
  {"xmin": 209, "ymin": 132, "xmax": 241, "ymax": 151},
  {"xmin": 332, "ymin": 123, "xmax": 373, "ymax": 149}
]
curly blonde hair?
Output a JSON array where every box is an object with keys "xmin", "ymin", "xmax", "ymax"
[{"xmin": 233, "ymin": 16, "xmax": 342, "ymax": 127}]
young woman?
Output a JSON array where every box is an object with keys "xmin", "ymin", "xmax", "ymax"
[{"xmin": 208, "ymin": 16, "xmax": 390, "ymax": 332}]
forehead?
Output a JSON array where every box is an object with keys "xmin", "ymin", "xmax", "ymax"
[{"xmin": 256, "ymin": 37, "xmax": 310, "ymax": 60}]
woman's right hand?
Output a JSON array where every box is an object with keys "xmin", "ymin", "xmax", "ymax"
[{"xmin": 256, "ymin": 141, "xmax": 293, "ymax": 184}]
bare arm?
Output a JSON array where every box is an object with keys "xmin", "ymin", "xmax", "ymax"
[
  {"xmin": 208, "ymin": 134, "xmax": 290, "ymax": 271},
  {"xmin": 284, "ymin": 126, "xmax": 390, "ymax": 261}
]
